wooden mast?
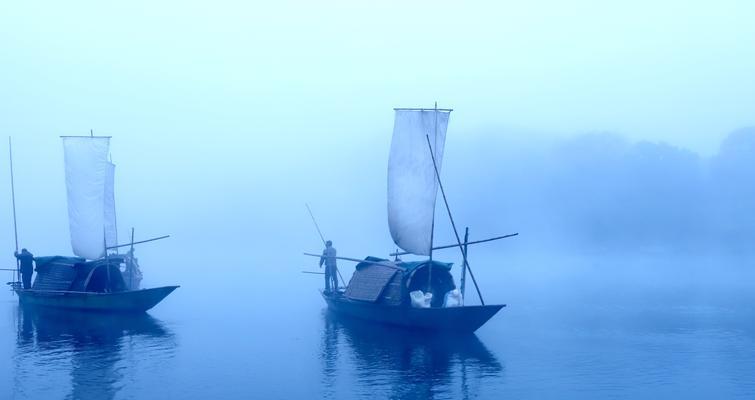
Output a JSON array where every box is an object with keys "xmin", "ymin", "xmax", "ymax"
[{"xmin": 427, "ymin": 102, "xmax": 438, "ymax": 293}]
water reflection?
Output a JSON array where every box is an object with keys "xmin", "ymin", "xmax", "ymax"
[
  {"xmin": 13, "ymin": 305, "xmax": 175, "ymax": 400},
  {"xmin": 320, "ymin": 311, "xmax": 503, "ymax": 399}
]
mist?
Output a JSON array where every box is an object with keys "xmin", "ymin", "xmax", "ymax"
[{"xmin": 2, "ymin": 1, "xmax": 755, "ymax": 398}]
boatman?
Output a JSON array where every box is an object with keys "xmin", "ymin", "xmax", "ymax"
[
  {"xmin": 319, "ymin": 240, "xmax": 338, "ymax": 293},
  {"xmin": 14, "ymin": 248, "xmax": 35, "ymax": 290}
]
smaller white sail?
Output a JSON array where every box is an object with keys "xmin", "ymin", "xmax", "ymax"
[
  {"xmin": 63, "ymin": 137, "xmax": 111, "ymax": 260},
  {"xmin": 387, "ymin": 109, "xmax": 450, "ymax": 255},
  {"xmin": 104, "ymin": 161, "xmax": 117, "ymax": 250}
]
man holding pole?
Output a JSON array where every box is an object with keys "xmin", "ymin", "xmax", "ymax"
[
  {"xmin": 14, "ymin": 248, "xmax": 34, "ymax": 290},
  {"xmin": 319, "ymin": 240, "xmax": 338, "ymax": 293}
]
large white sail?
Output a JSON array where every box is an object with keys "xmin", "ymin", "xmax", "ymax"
[
  {"xmin": 104, "ymin": 161, "xmax": 117, "ymax": 250},
  {"xmin": 387, "ymin": 109, "xmax": 450, "ymax": 255},
  {"xmin": 62, "ymin": 137, "xmax": 111, "ymax": 260}
]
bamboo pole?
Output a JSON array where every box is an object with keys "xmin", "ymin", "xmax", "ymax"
[
  {"xmin": 427, "ymin": 101, "xmax": 438, "ymax": 293},
  {"xmin": 393, "ymin": 108, "xmax": 453, "ymax": 112},
  {"xmin": 425, "ymin": 134, "xmax": 485, "ymax": 305},
  {"xmin": 129, "ymin": 228, "xmax": 135, "ymax": 289},
  {"xmin": 106, "ymin": 234, "xmax": 169, "ymax": 250},
  {"xmin": 8, "ymin": 137, "xmax": 19, "ymax": 286},
  {"xmin": 389, "ymin": 233, "xmax": 518, "ymax": 256},
  {"xmin": 303, "ymin": 253, "xmax": 398, "ymax": 268},
  {"xmin": 304, "ymin": 204, "xmax": 345, "ymax": 289},
  {"xmin": 461, "ymin": 227, "xmax": 468, "ymax": 298},
  {"xmin": 103, "ymin": 232, "xmax": 111, "ymax": 292}
]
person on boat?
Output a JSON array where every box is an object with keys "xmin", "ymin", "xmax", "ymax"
[
  {"xmin": 319, "ymin": 240, "xmax": 338, "ymax": 293},
  {"xmin": 14, "ymin": 248, "xmax": 35, "ymax": 290}
]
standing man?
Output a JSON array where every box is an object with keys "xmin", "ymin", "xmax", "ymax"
[
  {"xmin": 14, "ymin": 248, "xmax": 35, "ymax": 290},
  {"xmin": 319, "ymin": 240, "xmax": 338, "ymax": 293}
]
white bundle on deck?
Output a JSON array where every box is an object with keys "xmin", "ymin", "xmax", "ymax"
[
  {"xmin": 62, "ymin": 137, "xmax": 111, "ymax": 260},
  {"xmin": 410, "ymin": 290, "xmax": 433, "ymax": 308},
  {"xmin": 387, "ymin": 109, "xmax": 450, "ymax": 256}
]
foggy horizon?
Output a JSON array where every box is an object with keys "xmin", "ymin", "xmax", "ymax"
[{"xmin": 2, "ymin": 2, "xmax": 755, "ymax": 399}]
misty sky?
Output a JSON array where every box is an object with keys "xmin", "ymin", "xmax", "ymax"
[
  {"xmin": 0, "ymin": 1, "xmax": 754, "ymax": 266},
  {"xmin": 2, "ymin": 1, "xmax": 754, "ymax": 151}
]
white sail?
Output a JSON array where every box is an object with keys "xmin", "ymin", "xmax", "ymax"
[
  {"xmin": 62, "ymin": 137, "xmax": 111, "ymax": 260},
  {"xmin": 387, "ymin": 109, "xmax": 450, "ymax": 255},
  {"xmin": 104, "ymin": 161, "xmax": 117, "ymax": 250}
]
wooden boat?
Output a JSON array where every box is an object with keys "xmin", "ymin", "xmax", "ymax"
[
  {"xmin": 12, "ymin": 256, "xmax": 177, "ymax": 312},
  {"xmin": 6, "ymin": 135, "xmax": 177, "ymax": 312},
  {"xmin": 321, "ymin": 256, "xmax": 504, "ymax": 332},
  {"xmin": 323, "ymin": 292, "xmax": 504, "ymax": 332},
  {"xmin": 314, "ymin": 106, "xmax": 514, "ymax": 332},
  {"xmin": 16, "ymin": 287, "xmax": 178, "ymax": 312}
]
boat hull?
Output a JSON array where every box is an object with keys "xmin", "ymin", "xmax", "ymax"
[
  {"xmin": 322, "ymin": 292, "xmax": 504, "ymax": 332},
  {"xmin": 14, "ymin": 286, "xmax": 179, "ymax": 312}
]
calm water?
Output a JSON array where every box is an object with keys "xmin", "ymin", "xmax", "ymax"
[{"xmin": 2, "ymin": 252, "xmax": 755, "ymax": 399}]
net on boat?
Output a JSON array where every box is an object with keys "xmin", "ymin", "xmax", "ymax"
[{"xmin": 387, "ymin": 109, "xmax": 450, "ymax": 256}]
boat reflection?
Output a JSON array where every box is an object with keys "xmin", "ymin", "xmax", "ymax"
[
  {"xmin": 320, "ymin": 311, "xmax": 504, "ymax": 399},
  {"xmin": 13, "ymin": 305, "xmax": 175, "ymax": 400}
]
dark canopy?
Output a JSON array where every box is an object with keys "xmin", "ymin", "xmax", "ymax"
[
  {"xmin": 346, "ymin": 256, "xmax": 456, "ymax": 307},
  {"xmin": 32, "ymin": 255, "xmax": 128, "ymax": 293}
]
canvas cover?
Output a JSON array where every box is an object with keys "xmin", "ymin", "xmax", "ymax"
[
  {"xmin": 63, "ymin": 137, "xmax": 111, "ymax": 260},
  {"xmin": 387, "ymin": 109, "xmax": 450, "ymax": 256}
]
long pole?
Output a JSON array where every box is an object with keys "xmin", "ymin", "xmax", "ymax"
[
  {"xmin": 305, "ymin": 203, "xmax": 326, "ymax": 244},
  {"xmin": 425, "ymin": 134, "xmax": 485, "ymax": 305},
  {"xmin": 305, "ymin": 203, "xmax": 345, "ymax": 287},
  {"xmin": 389, "ymin": 232, "xmax": 518, "ymax": 256},
  {"xmin": 105, "ymin": 234, "xmax": 170, "ymax": 250},
  {"xmin": 427, "ymin": 102, "xmax": 438, "ymax": 293},
  {"xmin": 461, "ymin": 227, "xmax": 468, "ymax": 298},
  {"xmin": 129, "ymin": 228, "xmax": 135, "ymax": 289},
  {"xmin": 8, "ymin": 137, "xmax": 19, "ymax": 285}
]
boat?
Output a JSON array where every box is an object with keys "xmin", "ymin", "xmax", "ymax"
[
  {"xmin": 316, "ymin": 106, "xmax": 514, "ymax": 332},
  {"xmin": 8, "ymin": 135, "xmax": 178, "ymax": 312}
]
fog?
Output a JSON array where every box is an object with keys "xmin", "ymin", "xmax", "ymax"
[
  {"xmin": 3, "ymin": 2, "xmax": 755, "ymax": 398},
  {"xmin": 1, "ymin": 1, "xmax": 754, "ymax": 302}
]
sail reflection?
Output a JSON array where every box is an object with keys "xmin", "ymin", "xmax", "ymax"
[
  {"xmin": 13, "ymin": 305, "xmax": 175, "ymax": 400},
  {"xmin": 320, "ymin": 311, "xmax": 504, "ymax": 400}
]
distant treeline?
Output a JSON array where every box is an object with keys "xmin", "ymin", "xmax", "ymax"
[{"xmin": 453, "ymin": 127, "xmax": 755, "ymax": 252}]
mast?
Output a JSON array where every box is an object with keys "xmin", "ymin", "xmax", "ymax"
[
  {"xmin": 427, "ymin": 102, "xmax": 439, "ymax": 293},
  {"xmin": 8, "ymin": 137, "xmax": 19, "ymax": 285}
]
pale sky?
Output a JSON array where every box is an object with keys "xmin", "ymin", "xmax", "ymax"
[
  {"xmin": 1, "ymin": 0, "xmax": 754, "ymax": 259},
  {"xmin": 1, "ymin": 0, "xmax": 753, "ymax": 155}
]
